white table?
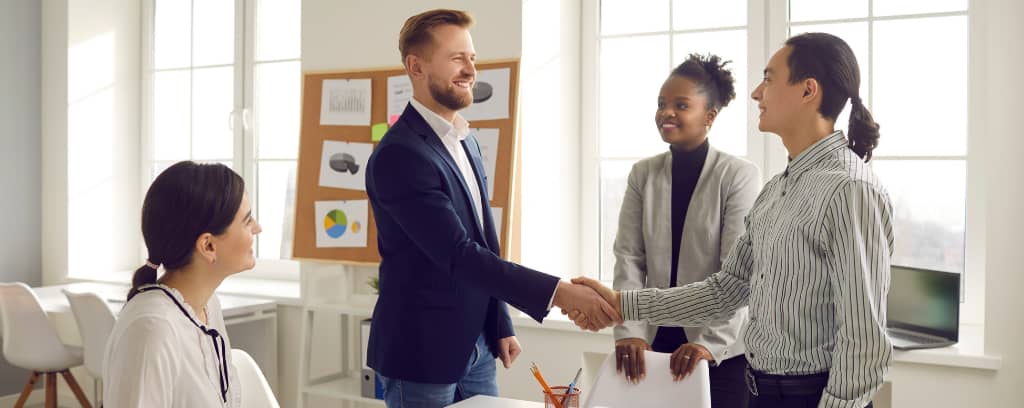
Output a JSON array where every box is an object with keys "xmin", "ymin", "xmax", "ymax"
[
  {"xmin": 447, "ymin": 395, "xmax": 544, "ymax": 407},
  {"xmin": 28, "ymin": 281, "xmax": 280, "ymax": 391}
]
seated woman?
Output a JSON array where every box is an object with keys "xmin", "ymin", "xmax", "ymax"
[
  {"xmin": 103, "ymin": 161, "xmax": 261, "ymax": 407},
  {"xmin": 612, "ymin": 53, "xmax": 760, "ymax": 408}
]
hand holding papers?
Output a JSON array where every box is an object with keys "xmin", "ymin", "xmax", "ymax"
[{"xmin": 583, "ymin": 351, "xmax": 711, "ymax": 408}]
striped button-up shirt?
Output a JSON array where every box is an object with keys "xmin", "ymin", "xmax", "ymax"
[{"xmin": 622, "ymin": 131, "xmax": 894, "ymax": 408}]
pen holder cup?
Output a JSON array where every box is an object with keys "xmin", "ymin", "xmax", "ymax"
[{"xmin": 544, "ymin": 386, "xmax": 580, "ymax": 408}]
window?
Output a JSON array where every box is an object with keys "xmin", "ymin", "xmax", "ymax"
[
  {"xmin": 788, "ymin": 0, "xmax": 969, "ymax": 274},
  {"xmin": 143, "ymin": 0, "xmax": 301, "ymax": 276},
  {"xmin": 585, "ymin": 0, "xmax": 970, "ymax": 282},
  {"xmin": 587, "ymin": 0, "xmax": 750, "ymax": 280}
]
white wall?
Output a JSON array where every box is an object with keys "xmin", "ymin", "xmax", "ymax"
[
  {"xmin": 302, "ymin": 0, "xmax": 522, "ymax": 71},
  {"xmin": 0, "ymin": 0, "xmax": 43, "ymax": 396},
  {"xmin": 974, "ymin": 0, "xmax": 1024, "ymax": 404},
  {"xmin": 519, "ymin": 0, "xmax": 582, "ymax": 276},
  {"xmin": 42, "ymin": 0, "xmax": 141, "ymax": 285},
  {"xmin": 1, "ymin": 1, "xmax": 43, "ymax": 285}
]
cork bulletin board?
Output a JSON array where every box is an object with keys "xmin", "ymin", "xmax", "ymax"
[{"xmin": 292, "ymin": 59, "xmax": 521, "ymax": 265}]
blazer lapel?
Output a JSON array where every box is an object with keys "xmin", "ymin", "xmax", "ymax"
[
  {"xmin": 462, "ymin": 134, "xmax": 499, "ymax": 251},
  {"xmin": 403, "ymin": 104, "xmax": 486, "ymax": 241}
]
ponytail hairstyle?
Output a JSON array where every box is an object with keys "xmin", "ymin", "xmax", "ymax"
[
  {"xmin": 128, "ymin": 161, "xmax": 246, "ymax": 301},
  {"xmin": 670, "ymin": 53, "xmax": 737, "ymax": 112},
  {"xmin": 785, "ymin": 32, "xmax": 881, "ymax": 161}
]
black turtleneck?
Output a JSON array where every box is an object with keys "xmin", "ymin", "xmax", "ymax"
[
  {"xmin": 670, "ymin": 139, "xmax": 709, "ymax": 286},
  {"xmin": 651, "ymin": 138, "xmax": 709, "ymax": 353}
]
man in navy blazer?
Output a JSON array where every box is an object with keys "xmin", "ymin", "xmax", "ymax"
[{"xmin": 365, "ymin": 9, "xmax": 620, "ymax": 408}]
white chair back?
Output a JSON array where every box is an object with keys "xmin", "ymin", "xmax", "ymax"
[
  {"xmin": 64, "ymin": 290, "xmax": 116, "ymax": 378},
  {"xmin": 232, "ymin": 348, "xmax": 280, "ymax": 408},
  {"xmin": 0, "ymin": 282, "xmax": 81, "ymax": 372}
]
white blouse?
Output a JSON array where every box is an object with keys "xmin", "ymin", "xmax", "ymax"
[{"xmin": 103, "ymin": 284, "xmax": 242, "ymax": 408}]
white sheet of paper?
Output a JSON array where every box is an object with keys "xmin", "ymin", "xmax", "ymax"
[
  {"xmin": 320, "ymin": 78, "xmax": 372, "ymax": 126},
  {"xmin": 319, "ymin": 140, "xmax": 372, "ymax": 191},
  {"xmin": 461, "ymin": 68, "xmax": 511, "ymax": 121},
  {"xmin": 472, "ymin": 128, "xmax": 500, "ymax": 198},
  {"xmin": 314, "ymin": 200, "xmax": 369, "ymax": 248},
  {"xmin": 387, "ymin": 75, "xmax": 413, "ymax": 124},
  {"xmin": 490, "ymin": 207, "xmax": 503, "ymax": 243},
  {"xmin": 584, "ymin": 351, "xmax": 711, "ymax": 408}
]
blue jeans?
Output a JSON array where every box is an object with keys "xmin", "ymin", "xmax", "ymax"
[{"xmin": 377, "ymin": 334, "xmax": 498, "ymax": 408}]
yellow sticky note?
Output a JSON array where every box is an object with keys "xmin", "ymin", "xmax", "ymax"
[{"xmin": 372, "ymin": 123, "xmax": 388, "ymax": 142}]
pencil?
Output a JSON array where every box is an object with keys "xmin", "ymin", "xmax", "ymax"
[{"xmin": 530, "ymin": 362, "xmax": 563, "ymax": 408}]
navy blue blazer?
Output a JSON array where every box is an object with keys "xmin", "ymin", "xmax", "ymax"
[{"xmin": 365, "ymin": 104, "xmax": 560, "ymax": 384}]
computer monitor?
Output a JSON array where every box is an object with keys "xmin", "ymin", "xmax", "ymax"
[{"xmin": 887, "ymin": 265, "xmax": 960, "ymax": 342}]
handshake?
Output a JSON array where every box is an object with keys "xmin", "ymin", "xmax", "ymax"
[{"xmin": 552, "ymin": 277, "xmax": 624, "ymax": 331}]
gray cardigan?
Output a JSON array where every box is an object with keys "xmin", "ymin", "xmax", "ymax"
[{"xmin": 612, "ymin": 145, "xmax": 761, "ymax": 364}]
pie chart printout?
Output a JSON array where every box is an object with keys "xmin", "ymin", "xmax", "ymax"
[
  {"xmin": 314, "ymin": 200, "xmax": 369, "ymax": 248},
  {"xmin": 324, "ymin": 209, "xmax": 348, "ymax": 238}
]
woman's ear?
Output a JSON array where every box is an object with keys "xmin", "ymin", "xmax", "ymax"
[
  {"xmin": 705, "ymin": 108, "xmax": 719, "ymax": 127},
  {"xmin": 194, "ymin": 232, "xmax": 217, "ymax": 264}
]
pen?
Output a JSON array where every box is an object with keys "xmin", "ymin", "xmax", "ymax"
[
  {"xmin": 530, "ymin": 362, "xmax": 563, "ymax": 408},
  {"xmin": 560, "ymin": 367, "xmax": 582, "ymax": 407}
]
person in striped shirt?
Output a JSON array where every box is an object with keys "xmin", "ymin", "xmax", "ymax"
[{"xmin": 571, "ymin": 32, "xmax": 893, "ymax": 408}]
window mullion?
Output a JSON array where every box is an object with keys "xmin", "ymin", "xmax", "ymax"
[
  {"xmin": 237, "ymin": 0, "xmax": 256, "ymax": 192},
  {"xmin": 868, "ymin": 0, "xmax": 874, "ymax": 109},
  {"xmin": 189, "ymin": 0, "xmax": 195, "ymax": 160},
  {"xmin": 580, "ymin": 0, "xmax": 601, "ymax": 280},
  {"xmin": 240, "ymin": 0, "xmax": 259, "ymax": 253}
]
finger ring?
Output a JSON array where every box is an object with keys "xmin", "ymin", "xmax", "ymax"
[
  {"xmin": 682, "ymin": 356, "xmax": 690, "ymax": 359},
  {"xmin": 622, "ymin": 354, "xmax": 629, "ymax": 358}
]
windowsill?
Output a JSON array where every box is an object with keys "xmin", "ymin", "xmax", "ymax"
[
  {"xmin": 511, "ymin": 308, "xmax": 614, "ymax": 335},
  {"xmin": 513, "ymin": 311, "xmax": 1000, "ymax": 371},
  {"xmin": 891, "ymin": 323, "xmax": 1000, "ymax": 370},
  {"xmin": 65, "ymin": 271, "xmax": 301, "ymax": 301},
  {"xmin": 219, "ymin": 275, "xmax": 300, "ymax": 301}
]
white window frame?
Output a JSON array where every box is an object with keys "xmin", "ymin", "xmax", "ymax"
[
  {"xmin": 140, "ymin": 0, "xmax": 300, "ymax": 281},
  {"xmin": 580, "ymin": 0, "xmax": 983, "ymax": 325}
]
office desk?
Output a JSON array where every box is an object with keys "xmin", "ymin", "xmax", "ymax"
[
  {"xmin": 27, "ymin": 281, "xmax": 280, "ymax": 391},
  {"xmin": 447, "ymin": 395, "xmax": 544, "ymax": 407}
]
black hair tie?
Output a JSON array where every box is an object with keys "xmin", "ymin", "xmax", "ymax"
[{"xmin": 137, "ymin": 286, "xmax": 231, "ymax": 403}]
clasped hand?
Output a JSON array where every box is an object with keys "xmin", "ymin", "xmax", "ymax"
[{"xmin": 555, "ymin": 277, "xmax": 622, "ymax": 331}]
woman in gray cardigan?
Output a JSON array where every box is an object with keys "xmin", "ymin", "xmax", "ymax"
[{"xmin": 612, "ymin": 54, "xmax": 761, "ymax": 407}]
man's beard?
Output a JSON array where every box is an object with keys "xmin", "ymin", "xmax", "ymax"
[{"xmin": 428, "ymin": 74, "xmax": 473, "ymax": 111}]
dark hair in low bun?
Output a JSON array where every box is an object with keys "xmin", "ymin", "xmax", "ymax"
[
  {"xmin": 127, "ymin": 161, "xmax": 245, "ymax": 301},
  {"xmin": 670, "ymin": 53, "xmax": 737, "ymax": 111}
]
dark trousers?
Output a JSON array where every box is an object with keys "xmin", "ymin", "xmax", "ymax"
[
  {"xmin": 749, "ymin": 394, "xmax": 873, "ymax": 408},
  {"xmin": 709, "ymin": 355, "xmax": 750, "ymax": 408},
  {"xmin": 651, "ymin": 327, "xmax": 750, "ymax": 408},
  {"xmin": 745, "ymin": 366, "xmax": 873, "ymax": 408}
]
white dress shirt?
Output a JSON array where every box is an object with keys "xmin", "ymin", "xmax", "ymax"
[
  {"xmin": 103, "ymin": 284, "xmax": 241, "ymax": 408},
  {"xmin": 408, "ymin": 97, "xmax": 484, "ymax": 230},
  {"xmin": 621, "ymin": 131, "xmax": 894, "ymax": 408}
]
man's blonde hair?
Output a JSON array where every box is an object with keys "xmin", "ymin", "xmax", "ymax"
[{"xmin": 399, "ymin": 9, "xmax": 474, "ymax": 63}]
